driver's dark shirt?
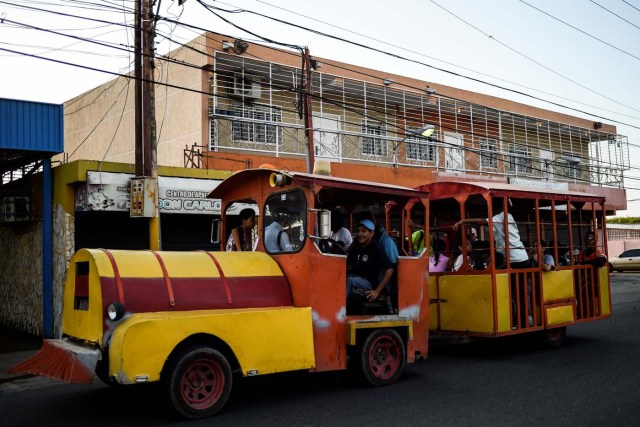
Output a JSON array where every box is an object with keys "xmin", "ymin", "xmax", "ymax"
[{"xmin": 347, "ymin": 239, "xmax": 392, "ymax": 286}]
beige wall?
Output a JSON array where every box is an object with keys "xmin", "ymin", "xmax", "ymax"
[{"xmin": 60, "ymin": 35, "xmax": 209, "ymax": 168}]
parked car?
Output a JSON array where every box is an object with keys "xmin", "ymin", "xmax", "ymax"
[{"xmin": 609, "ymin": 248, "xmax": 640, "ymax": 272}]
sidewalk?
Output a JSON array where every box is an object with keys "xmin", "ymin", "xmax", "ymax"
[{"xmin": 0, "ymin": 327, "xmax": 43, "ymax": 383}]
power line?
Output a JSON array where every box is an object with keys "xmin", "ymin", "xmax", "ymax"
[
  {"xmin": 4, "ymin": 4, "xmax": 636, "ymax": 189},
  {"xmin": 249, "ymin": 0, "xmax": 640, "ymax": 122},
  {"xmin": 192, "ymin": 1, "xmax": 640, "ymax": 131},
  {"xmin": 622, "ymin": 0, "xmax": 640, "ymax": 13},
  {"xmin": 429, "ymin": 0, "xmax": 640, "ymax": 116},
  {"xmin": 519, "ymin": 0, "xmax": 640, "ymax": 62},
  {"xmin": 590, "ymin": 0, "xmax": 640, "ymax": 31}
]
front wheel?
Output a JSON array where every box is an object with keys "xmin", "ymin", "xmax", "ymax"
[
  {"xmin": 538, "ymin": 326, "xmax": 567, "ymax": 348},
  {"xmin": 359, "ymin": 329, "xmax": 406, "ymax": 386},
  {"xmin": 165, "ymin": 346, "xmax": 232, "ymax": 419}
]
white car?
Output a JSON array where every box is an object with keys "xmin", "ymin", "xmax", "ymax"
[{"xmin": 609, "ymin": 249, "xmax": 640, "ymax": 272}]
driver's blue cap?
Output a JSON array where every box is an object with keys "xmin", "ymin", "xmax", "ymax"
[{"xmin": 358, "ymin": 219, "xmax": 375, "ymax": 231}]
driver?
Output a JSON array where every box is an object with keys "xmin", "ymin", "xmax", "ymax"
[{"xmin": 346, "ymin": 219, "xmax": 394, "ymax": 302}]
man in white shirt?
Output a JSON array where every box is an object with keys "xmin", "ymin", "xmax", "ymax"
[{"xmin": 453, "ymin": 199, "xmax": 529, "ymax": 268}]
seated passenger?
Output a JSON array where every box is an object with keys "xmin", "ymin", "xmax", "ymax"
[
  {"xmin": 531, "ymin": 239, "xmax": 555, "ymax": 272},
  {"xmin": 471, "ymin": 240, "xmax": 491, "ymax": 270},
  {"xmin": 226, "ymin": 208, "xmax": 256, "ymax": 252},
  {"xmin": 346, "ymin": 219, "xmax": 394, "ymax": 302},
  {"xmin": 452, "ymin": 240, "xmax": 473, "ymax": 272},
  {"xmin": 577, "ymin": 231, "xmax": 607, "ymax": 267},
  {"xmin": 329, "ymin": 209, "xmax": 352, "ymax": 250},
  {"xmin": 429, "ymin": 238, "xmax": 449, "ymax": 272},
  {"xmin": 265, "ymin": 207, "xmax": 293, "ymax": 253}
]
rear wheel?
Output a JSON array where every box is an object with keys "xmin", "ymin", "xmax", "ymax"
[
  {"xmin": 166, "ymin": 346, "xmax": 232, "ymax": 419},
  {"xmin": 538, "ymin": 326, "xmax": 567, "ymax": 348},
  {"xmin": 359, "ymin": 329, "xmax": 405, "ymax": 386}
]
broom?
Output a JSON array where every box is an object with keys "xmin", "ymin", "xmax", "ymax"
[{"xmin": 6, "ymin": 339, "xmax": 100, "ymax": 384}]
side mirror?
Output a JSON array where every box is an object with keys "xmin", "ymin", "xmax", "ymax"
[
  {"xmin": 309, "ymin": 209, "xmax": 331, "ymax": 239},
  {"xmin": 211, "ymin": 218, "xmax": 222, "ymax": 245}
]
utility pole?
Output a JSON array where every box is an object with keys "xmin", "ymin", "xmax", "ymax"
[
  {"xmin": 132, "ymin": 0, "xmax": 160, "ymax": 250},
  {"xmin": 134, "ymin": 0, "xmax": 143, "ymax": 176},
  {"xmin": 303, "ymin": 47, "xmax": 315, "ymax": 174}
]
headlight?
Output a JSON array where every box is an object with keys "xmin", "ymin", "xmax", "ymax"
[{"xmin": 107, "ymin": 302, "xmax": 125, "ymax": 321}]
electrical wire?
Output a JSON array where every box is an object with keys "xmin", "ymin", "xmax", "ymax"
[
  {"xmin": 519, "ymin": 0, "xmax": 640, "ymax": 62},
  {"xmin": 191, "ymin": 1, "xmax": 640, "ymax": 131}
]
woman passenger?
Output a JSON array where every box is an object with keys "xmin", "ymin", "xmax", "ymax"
[
  {"xmin": 226, "ymin": 208, "xmax": 256, "ymax": 251},
  {"xmin": 429, "ymin": 238, "xmax": 449, "ymax": 272}
]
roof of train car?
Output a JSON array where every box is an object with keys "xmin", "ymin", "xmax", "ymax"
[
  {"xmin": 423, "ymin": 181, "xmax": 604, "ymax": 203},
  {"xmin": 210, "ymin": 168, "xmax": 429, "ymax": 202}
]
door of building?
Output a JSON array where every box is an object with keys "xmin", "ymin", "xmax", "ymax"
[
  {"xmin": 444, "ymin": 132, "xmax": 464, "ymax": 171},
  {"xmin": 313, "ymin": 114, "xmax": 341, "ymax": 161}
]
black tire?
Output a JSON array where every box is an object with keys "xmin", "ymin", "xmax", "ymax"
[
  {"xmin": 165, "ymin": 346, "xmax": 232, "ymax": 419},
  {"xmin": 95, "ymin": 357, "xmax": 118, "ymax": 386},
  {"xmin": 359, "ymin": 329, "xmax": 406, "ymax": 386},
  {"xmin": 538, "ymin": 326, "xmax": 567, "ymax": 349},
  {"xmin": 608, "ymin": 263, "xmax": 613, "ymax": 273}
]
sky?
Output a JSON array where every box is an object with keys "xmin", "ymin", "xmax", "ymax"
[{"xmin": 1, "ymin": 0, "xmax": 639, "ymax": 216}]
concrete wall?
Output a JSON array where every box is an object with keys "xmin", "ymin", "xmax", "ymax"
[
  {"xmin": 60, "ymin": 35, "xmax": 208, "ymax": 168},
  {"xmin": 0, "ymin": 204, "xmax": 74, "ymax": 336}
]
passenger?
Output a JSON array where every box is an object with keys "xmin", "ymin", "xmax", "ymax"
[
  {"xmin": 329, "ymin": 209, "xmax": 353, "ymax": 250},
  {"xmin": 471, "ymin": 240, "xmax": 491, "ymax": 270},
  {"xmin": 429, "ymin": 238, "xmax": 449, "ymax": 272},
  {"xmin": 346, "ymin": 219, "xmax": 394, "ymax": 302},
  {"xmin": 409, "ymin": 229, "xmax": 427, "ymax": 256},
  {"xmin": 452, "ymin": 239, "xmax": 473, "ymax": 272},
  {"xmin": 552, "ymin": 240, "xmax": 571, "ymax": 266},
  {"xmin": 264, "ymin": 207, "xmax": 293, "ymax": 253},
  {"xmin": 226, "ymin": 208, "xmax": 256, "ymax": 251},
  {"xmin": 531, "ymin": 239, "xmax": 555, "ymax": 271},
  {"xmin": 453, "ymin": 199, "xmax": 530, "ymax": 268},
  {"xmin": 577, "ymin": 231, "xmax": 607, "ymax": 267}
]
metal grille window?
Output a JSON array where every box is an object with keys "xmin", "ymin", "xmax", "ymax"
[
  {"xmin": 361, "ymin": 120, "xmax": 387, "ymax": 156},
  {"xmin": 562, "ymin": 163, "xmax": 578, "ymax": 180},
  {"xmin": 231, "ymin": 103, "xmax": 282, "ymax": 144},
  {"xmin": 406, "ymin": 129, "xmax": 436, "ymax": 162},
  {"xmin": 480, "ymin": 137, "xmax": 498, "ymax": 169},
  {"xmin": 509, "ymin": 144, "xmax": 532, "ymax": 174}
]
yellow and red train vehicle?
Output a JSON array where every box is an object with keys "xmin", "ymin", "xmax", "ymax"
[
  {"xmin": 10, "ymin": 167, "xmax": 430, "ymax": 419},
  {"xmin": 421, "ymin": 181, "xmax": 611, "ymax": 346}
]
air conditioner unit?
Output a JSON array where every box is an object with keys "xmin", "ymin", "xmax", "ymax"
[
  {"xmin": 1, "ymin": 196, "xmax": 31, "ymax": 222},
  {"xmin": 232, "ymin": 73, "xmax": 261, "ymax": 99}
]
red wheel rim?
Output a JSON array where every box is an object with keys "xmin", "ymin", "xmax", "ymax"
[
  {"xmin": 367, "ymin": 335, "xmax": 401, "ymax": 381},
  {"xmin": 180, "ymin": 358, "xmax": 225, "ymax": 410}
]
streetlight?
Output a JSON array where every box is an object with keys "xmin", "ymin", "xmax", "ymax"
[{"xmin": 393, "ymin": 124, "xmax": 436, "ymax": 167}]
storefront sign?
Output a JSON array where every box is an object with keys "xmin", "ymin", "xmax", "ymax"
[{"xmin": 75, "ymin": 171, "xmax": 222, "ymax": 214}]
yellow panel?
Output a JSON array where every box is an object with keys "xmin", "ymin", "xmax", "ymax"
[
  {"xmin": 203, "ymin": 251, "xmax": 285, "ymax": 277},
  {"xmin": 86, "ymin": 250, "xmax": 284, "ymax": 279},
  {"xmin": 542, "ymin": 270, "xmax": 575, "ymax": 302},
  {"xmin": 346, "ymin": 320, "xmax": 413, "ymax": 345},
  {"xmin": 107, "ymin": 251, "xmax": 164, "ymax": 278},
  {"xmin": 599, "ymin": 268, "xmax": 611, "ymax": 316},
  {"xmin": 62, "ymin": 249, "xmax": 105, "ymax": 345},
  {"xmin": 495, "ymin": 274, "xmax": 511, "ymax": 332},
  {"xmin": 546, "ymin": 305, "xmax": 575, "ymax": 327},
  {"xmin": 439, "ymin": 274, "xmax": 494, "ymax": 333},
  {"xmin": 428, "ymin": 276, "xmax": 439, "ymax": 331},
  {"xmin": 109, "ymin": 307, "xmax": 315, "ymax": 383}
]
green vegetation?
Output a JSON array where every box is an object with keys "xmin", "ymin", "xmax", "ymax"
[{"xmin": 607, "ymin": 217, "xmax": 640, "ymax": 224}]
